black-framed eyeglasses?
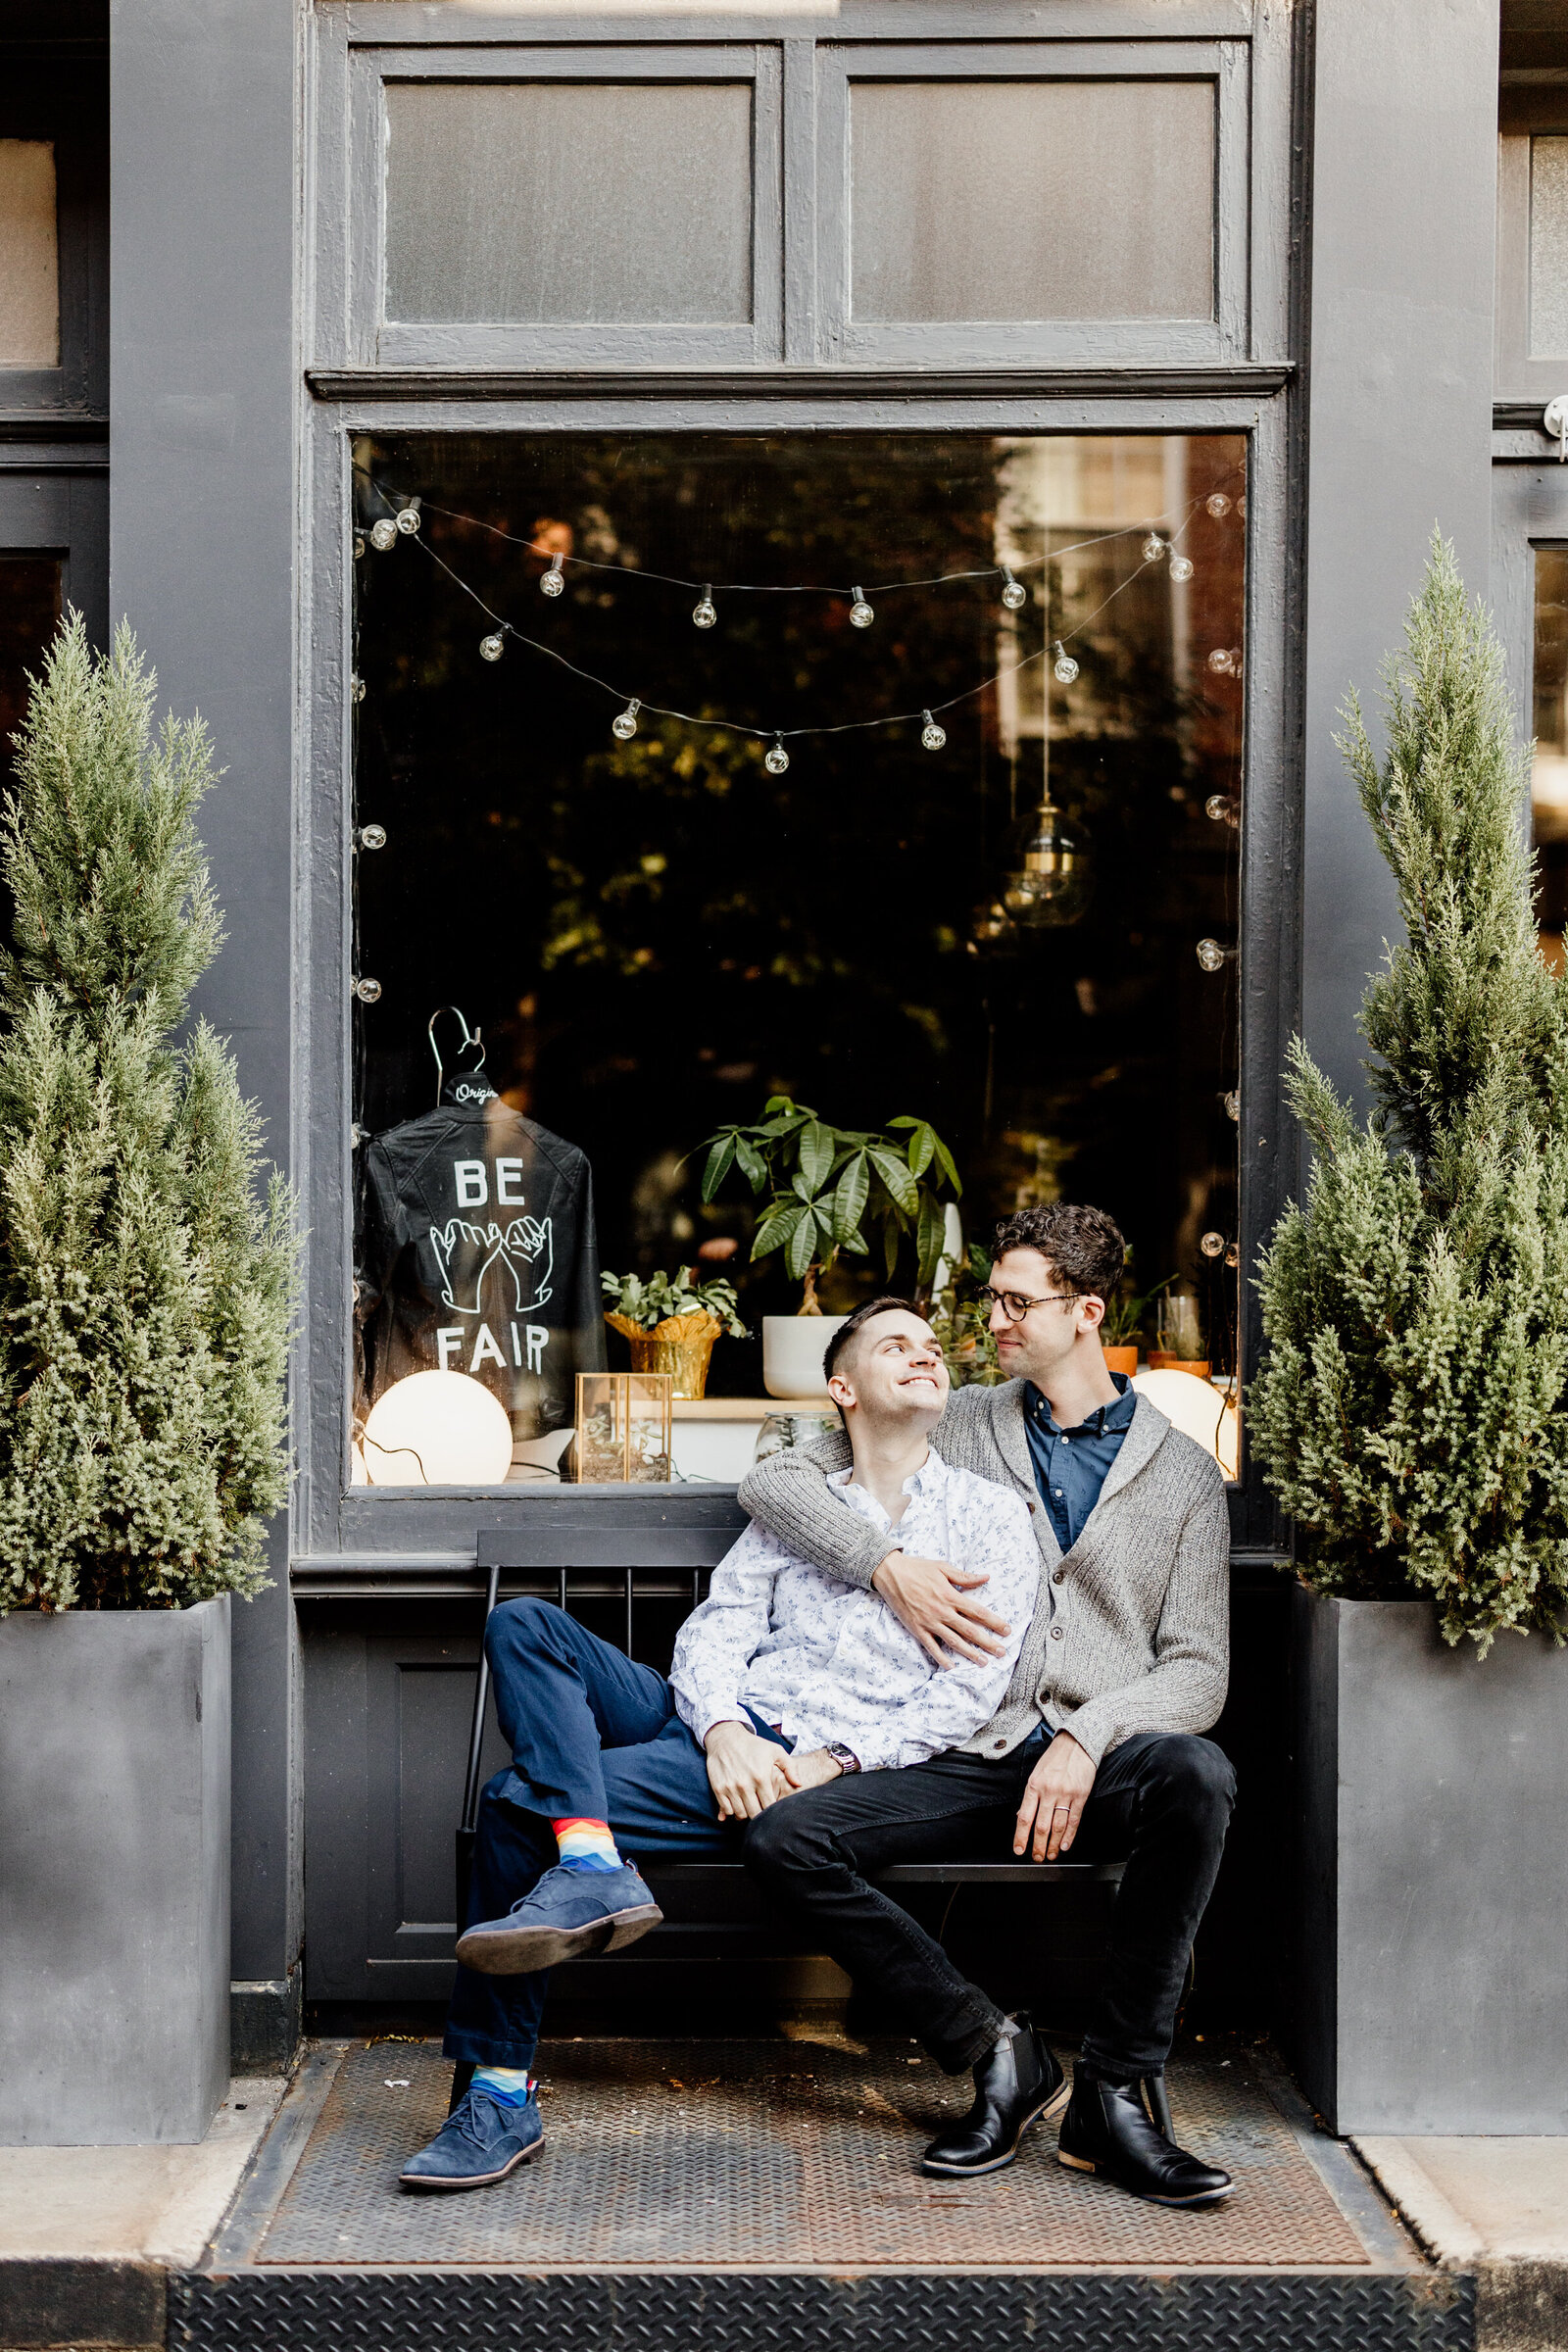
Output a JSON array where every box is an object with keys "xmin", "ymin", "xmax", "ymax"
[{"xmin": 976, "ymin": 1285, "xmax": 1084, "ymax": 1324}]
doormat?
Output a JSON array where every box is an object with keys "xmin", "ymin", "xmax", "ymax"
[{"xmin": 254, "ymin": 2036, "xmax": 1369, "ymax": 2271}]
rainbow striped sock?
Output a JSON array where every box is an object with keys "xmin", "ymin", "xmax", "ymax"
[
  {"xmin": 471, "ymin": 2065, "xmax": 533, "ymax": 2109},
  {"xmin": 552, "ymin": 1816, "xmax": 622, "ymax": 1873}
]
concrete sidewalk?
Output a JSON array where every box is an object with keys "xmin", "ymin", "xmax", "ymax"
[
  {"xmin": 1356, "ymin": 2137, "xmax": 1568, "ymax": 2352},
  {"xmin": 0, "ymin": 2076, "xmax": 286, "ymax": 2351}
]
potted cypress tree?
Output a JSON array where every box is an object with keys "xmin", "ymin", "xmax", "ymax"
[
  {"xmin": 1250, "ymin": 543, "xmax": 1568, "ymax": 2132},
  {"xmin": 0, "ymin": 620, "xmax": 294, "ymax": 2145}
]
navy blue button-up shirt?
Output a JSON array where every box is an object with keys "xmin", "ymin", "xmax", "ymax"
[{"xmin": 1023, "ymin": 1372, "xmax": 1137, "ymax": 1552}]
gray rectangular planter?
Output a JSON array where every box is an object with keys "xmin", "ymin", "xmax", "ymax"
[
  {"xmin": 0, "ymin": 1594, "xmax": 230, "ymax": 2144},
  {"xmin": 1293, "ymin": 1585, "xmax": 1568, "ymax": 2134}
]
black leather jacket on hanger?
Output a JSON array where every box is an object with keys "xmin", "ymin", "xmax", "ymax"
[{"xmin": 356, "ymin": 1074, "xmax": 606, "ymax": 1456}]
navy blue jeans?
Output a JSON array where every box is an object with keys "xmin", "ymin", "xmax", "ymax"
[{"xmin": 444, "ymin": 1597, "xmax": 786, "ymax": 2067}]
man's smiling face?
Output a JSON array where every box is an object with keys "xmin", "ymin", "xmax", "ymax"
[{"xmin": 828, "ymin": 1308, "xmax": 950, "ymax": 1432}]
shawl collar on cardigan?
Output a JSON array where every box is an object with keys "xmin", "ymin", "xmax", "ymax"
[{"xmin": 981, "ymin": 1379, "xmax": 1170, "ymax": 1565}]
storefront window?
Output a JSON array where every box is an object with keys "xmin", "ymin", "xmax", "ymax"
[
  {"xmin": 0, "ymin": 553, "xmax": 61, "ymax": 784},
  {"xmin": 1533, "ymin": 545, "xmax": 1568, "ymax": 967},
  {"xmin": 350, "ymin": 432, "xmax": 1245, "ymax": 1485}
]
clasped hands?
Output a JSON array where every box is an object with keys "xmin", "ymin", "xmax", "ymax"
[{"xmin": 703, "ymin": 1719, "xmax": 843, "ymax": 1821}]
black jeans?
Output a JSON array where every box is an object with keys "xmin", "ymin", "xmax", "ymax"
[{"xmin": 743, "ymin": 1730, "xmax": 1235, "ymax": 2078}]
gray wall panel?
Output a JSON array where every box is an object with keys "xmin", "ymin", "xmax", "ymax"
[
  {"xmin": 110, "ymin": 0, "xmax": 300, "ymax": 1996},
  {"xmin": 1300, "ymin": 0, "xmax": 1499, "ymax": 1106}
]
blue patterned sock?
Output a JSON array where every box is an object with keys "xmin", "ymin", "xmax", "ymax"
[{"xmin": 471, "ymin": 2065, "xmax": 533, "ymax": 2108}]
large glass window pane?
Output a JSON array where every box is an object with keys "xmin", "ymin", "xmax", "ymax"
[
  {"xmin": 850, "ymin": 82, "xmax": 1215, "ymax": 323},
  {"xmin": 0, "ymin": 140, "xmax": 59, "ymax": 367},
  {"xmin": 0, "ymin": 554, "xmax": 62, "ymax": 784},
  {"xmin": 1533, "ymin": 546, "xmax": 1568, "ymax": 966},
  {"xmin": 349, "ymin": 434, "xmax": 1245, "ymax": 1488},
  {"xmin": 384, "ymin": 82, "xmax": 754, "ymax": 326},
  {"xmin": 1530, "ymin": 136, "xmax": 1568, "ymax": 356}
]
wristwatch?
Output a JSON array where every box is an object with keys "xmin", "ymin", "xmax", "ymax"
[{"xmin": 823, "ymin": 1740, "xmax": 860, "ymax": 1774}]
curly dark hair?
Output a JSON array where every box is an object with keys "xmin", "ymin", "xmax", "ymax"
[{"xmin": 990, "ymin": 1203, "xmax": 1126, "ymax": 1302}]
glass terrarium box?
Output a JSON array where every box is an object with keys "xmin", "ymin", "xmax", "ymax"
[{"xmin": 574, "ymin": 1372, "xmax": 673, "ymax": 1483}]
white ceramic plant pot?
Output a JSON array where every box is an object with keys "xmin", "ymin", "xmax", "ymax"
[{"xmin": 762, "ymin": 1313, "xmax": 848, "ymax": 1400}]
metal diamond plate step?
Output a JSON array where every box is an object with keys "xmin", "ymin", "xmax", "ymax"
[{"xmin": 172, "ymin": 2038, "xmax": 1475, "ymax": 2352}]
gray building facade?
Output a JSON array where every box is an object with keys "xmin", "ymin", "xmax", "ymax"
[{"xmin": 3, "ymin": 0, "xmax": 1561, "ymax": 2094}]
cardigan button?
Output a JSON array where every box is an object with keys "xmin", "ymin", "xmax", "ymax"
[
  {"xmin": 1053, "ymin": 1569, "xmax": 1065, "ymax": 1585},
  {"xmin": 1050, "ymin": 1625, "xmax": 1064, "ymax": 1641}
]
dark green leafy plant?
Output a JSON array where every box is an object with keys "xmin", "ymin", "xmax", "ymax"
[
  {"xmin": 601, "ymin": 1265, "xmax": 746, "ymax": 1336},
  {"xmin": 1250, "ymin": 539, "xmax": 1568, "ymax": 1650},
  {"xmin": 1100, "ymin": 1257, "xmax": 1176, "ymax": 1349},
  {"xmin": 929, "ymin": 1243, "xmax": 1004, "ymax": 1386},
  {"xmin": 698, "ymin": 1096, "xmax": 962, "ymax": 1312}
]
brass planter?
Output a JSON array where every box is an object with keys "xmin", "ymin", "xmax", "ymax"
[{"xmin": 605, "ymin": 1308, "xmax": 723, "ymax": 1399}]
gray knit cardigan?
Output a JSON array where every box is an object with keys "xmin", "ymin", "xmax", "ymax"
[{"xmin": 735, "ymin": 1381, "xmax": 1230, "ymax": 1767}]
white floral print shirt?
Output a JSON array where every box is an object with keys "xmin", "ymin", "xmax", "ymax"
[{"xmin": 669, "ymin": 1447, "xmax": 1040, "ymax": 1774}]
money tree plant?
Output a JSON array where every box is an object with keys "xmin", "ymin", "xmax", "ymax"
[{"xmin": 698, "ymin": 1096, "xmax": 962, "ymax": 1313}]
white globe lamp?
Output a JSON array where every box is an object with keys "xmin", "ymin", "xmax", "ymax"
[
  {"xmin": 1132, "ymin": 1367, "xmax": 1239, "ymax": 1480},
  {"xmin": 362, "ymin": 1369, "xmax": 514, "ymax": 1486}
]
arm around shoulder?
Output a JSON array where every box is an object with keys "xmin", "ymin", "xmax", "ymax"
[{"xmin": 735, "ymin": 1427, "xmax": 892, "ymax": 1591}]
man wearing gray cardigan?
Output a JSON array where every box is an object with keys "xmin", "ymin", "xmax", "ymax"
[{"xmin": 738, "ymin": 1201, "xmax": 1235, "ymax": 2208}]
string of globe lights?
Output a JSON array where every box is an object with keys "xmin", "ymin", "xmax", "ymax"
[{"xmin": 354, "ymin": 472, "xmax": 1245, "ymax": 775}]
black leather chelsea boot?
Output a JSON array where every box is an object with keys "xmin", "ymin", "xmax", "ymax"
[
  {"xmin": 920, "ymin": 2013, "xmax": 1068, "ymax": 2178},
  {"xmin": 1056, "ymin": 2069, "xmax": 1233, "ymax": 2206}
]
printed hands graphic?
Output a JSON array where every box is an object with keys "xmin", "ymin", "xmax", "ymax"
[{"xmin": 431, "ymin": 1216, "xmax": 554, "ymax": 1315}]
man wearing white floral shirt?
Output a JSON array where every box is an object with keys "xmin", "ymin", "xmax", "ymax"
[{"xmin": 401, "ymin": 1295, "xmax": 1039, "ymax": 2193}]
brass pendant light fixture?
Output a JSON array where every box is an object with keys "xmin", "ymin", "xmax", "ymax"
[{"xmin": 1001, "ymin": 661, "xmax": 1093, "ymax": 928}]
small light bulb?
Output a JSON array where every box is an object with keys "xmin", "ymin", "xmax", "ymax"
[
  {"xmin": 479, "ymin": 633, "xmax": 505, "ymax": 662},
  {"xmin": 1223, "ymin": 1090, "xmax": 1240, "ymax": 1122},
  {"xmin": 921, "ymin": 710, "xmax": 947, "ymax": 752},
  {"xmin": 612, "ymin": 699, "xmax": 640, "ymax": 742},
  {"xmin": 395, "ymin": 503, "xmax": 420, "ymax": 536},
  {"xmin": 1206, "ymin": 493, "xmax": 1232, "ymax": 519},
  {"xmin": 354, "ymin": 532, "xmax": 366, "ymax": 561},
  {"xmin": 693, "ymin": 586, "xmax": 717, "ymax": 629},
  {"xmin": 1207, "ymin": 648, "xmax": 1234, "ymax": 675},
  {"xmin": 850, "ymin": 588, "xmax": 874, "ymax": 629},
  {"xmin": 541, "ymin": 554, "xmax": 565, "ymax": 598},
  {"xmin": 1169, "ymin": 554, "xmax": 1195, "ymax": 584},
  {"xmin": 1000, "ymin": 567, "xmax": 1027, "ymax": 612},
  {"xmin": 1142, "ymin": 533, "xmax": 1167, "ymax": 564},
  {"xmin": 370, "ymin": 518, "xmax": 398, "ymax": 552},
  {"xmin": 1205, "ymin": 794, "xmax": 1240, "ymax": 827},
  {"xmin": 1200, "ymin": 1231, "xmax": 1226, "ymax": 1259},
  {"xmin": 354, "ymin": 975, "xmax": 382, "ymax": 1004},
  {"xmin": 764, "ymin": 735, "xmax": 790, "ymax": 775},
  {"xmin": 351, "ymin": 673, "xmax": 366, "ymax": 704},
  {"xmin": 1225, "ymin": 1242, "xmax": 1241, "ymax": 1269},
  {"xmin": 1196, "ymin": 938, "xmax": 1228, "ymax": 973},
  {"xmin": 1054, "ymin": 641, "xmax": 1079, "ymax": 685},
  {"xmin": 358, "ymin": 823, "xmax": 387, "ymax": 852}
]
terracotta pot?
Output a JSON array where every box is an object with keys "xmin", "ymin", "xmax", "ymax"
[
  {"xmin": 1102, "ymin": 1346, "xmax": 1139, "ymax": 1380},
  {"xmin": 1146, "ymin": 1352, "xmax": 1210, "ymax": 1378},
  {"xmin": 604, "ymin": 1308, "xmax": 722, "ymax": 1399}
]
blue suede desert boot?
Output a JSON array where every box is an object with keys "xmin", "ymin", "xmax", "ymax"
[
  {"xmin": 399, "ymin": 2084, "xmax": 544, "ymax": 2191},
  {"xmin": 456, "ymin": 1859, "xmax": 662, "ymax": 1973}
]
